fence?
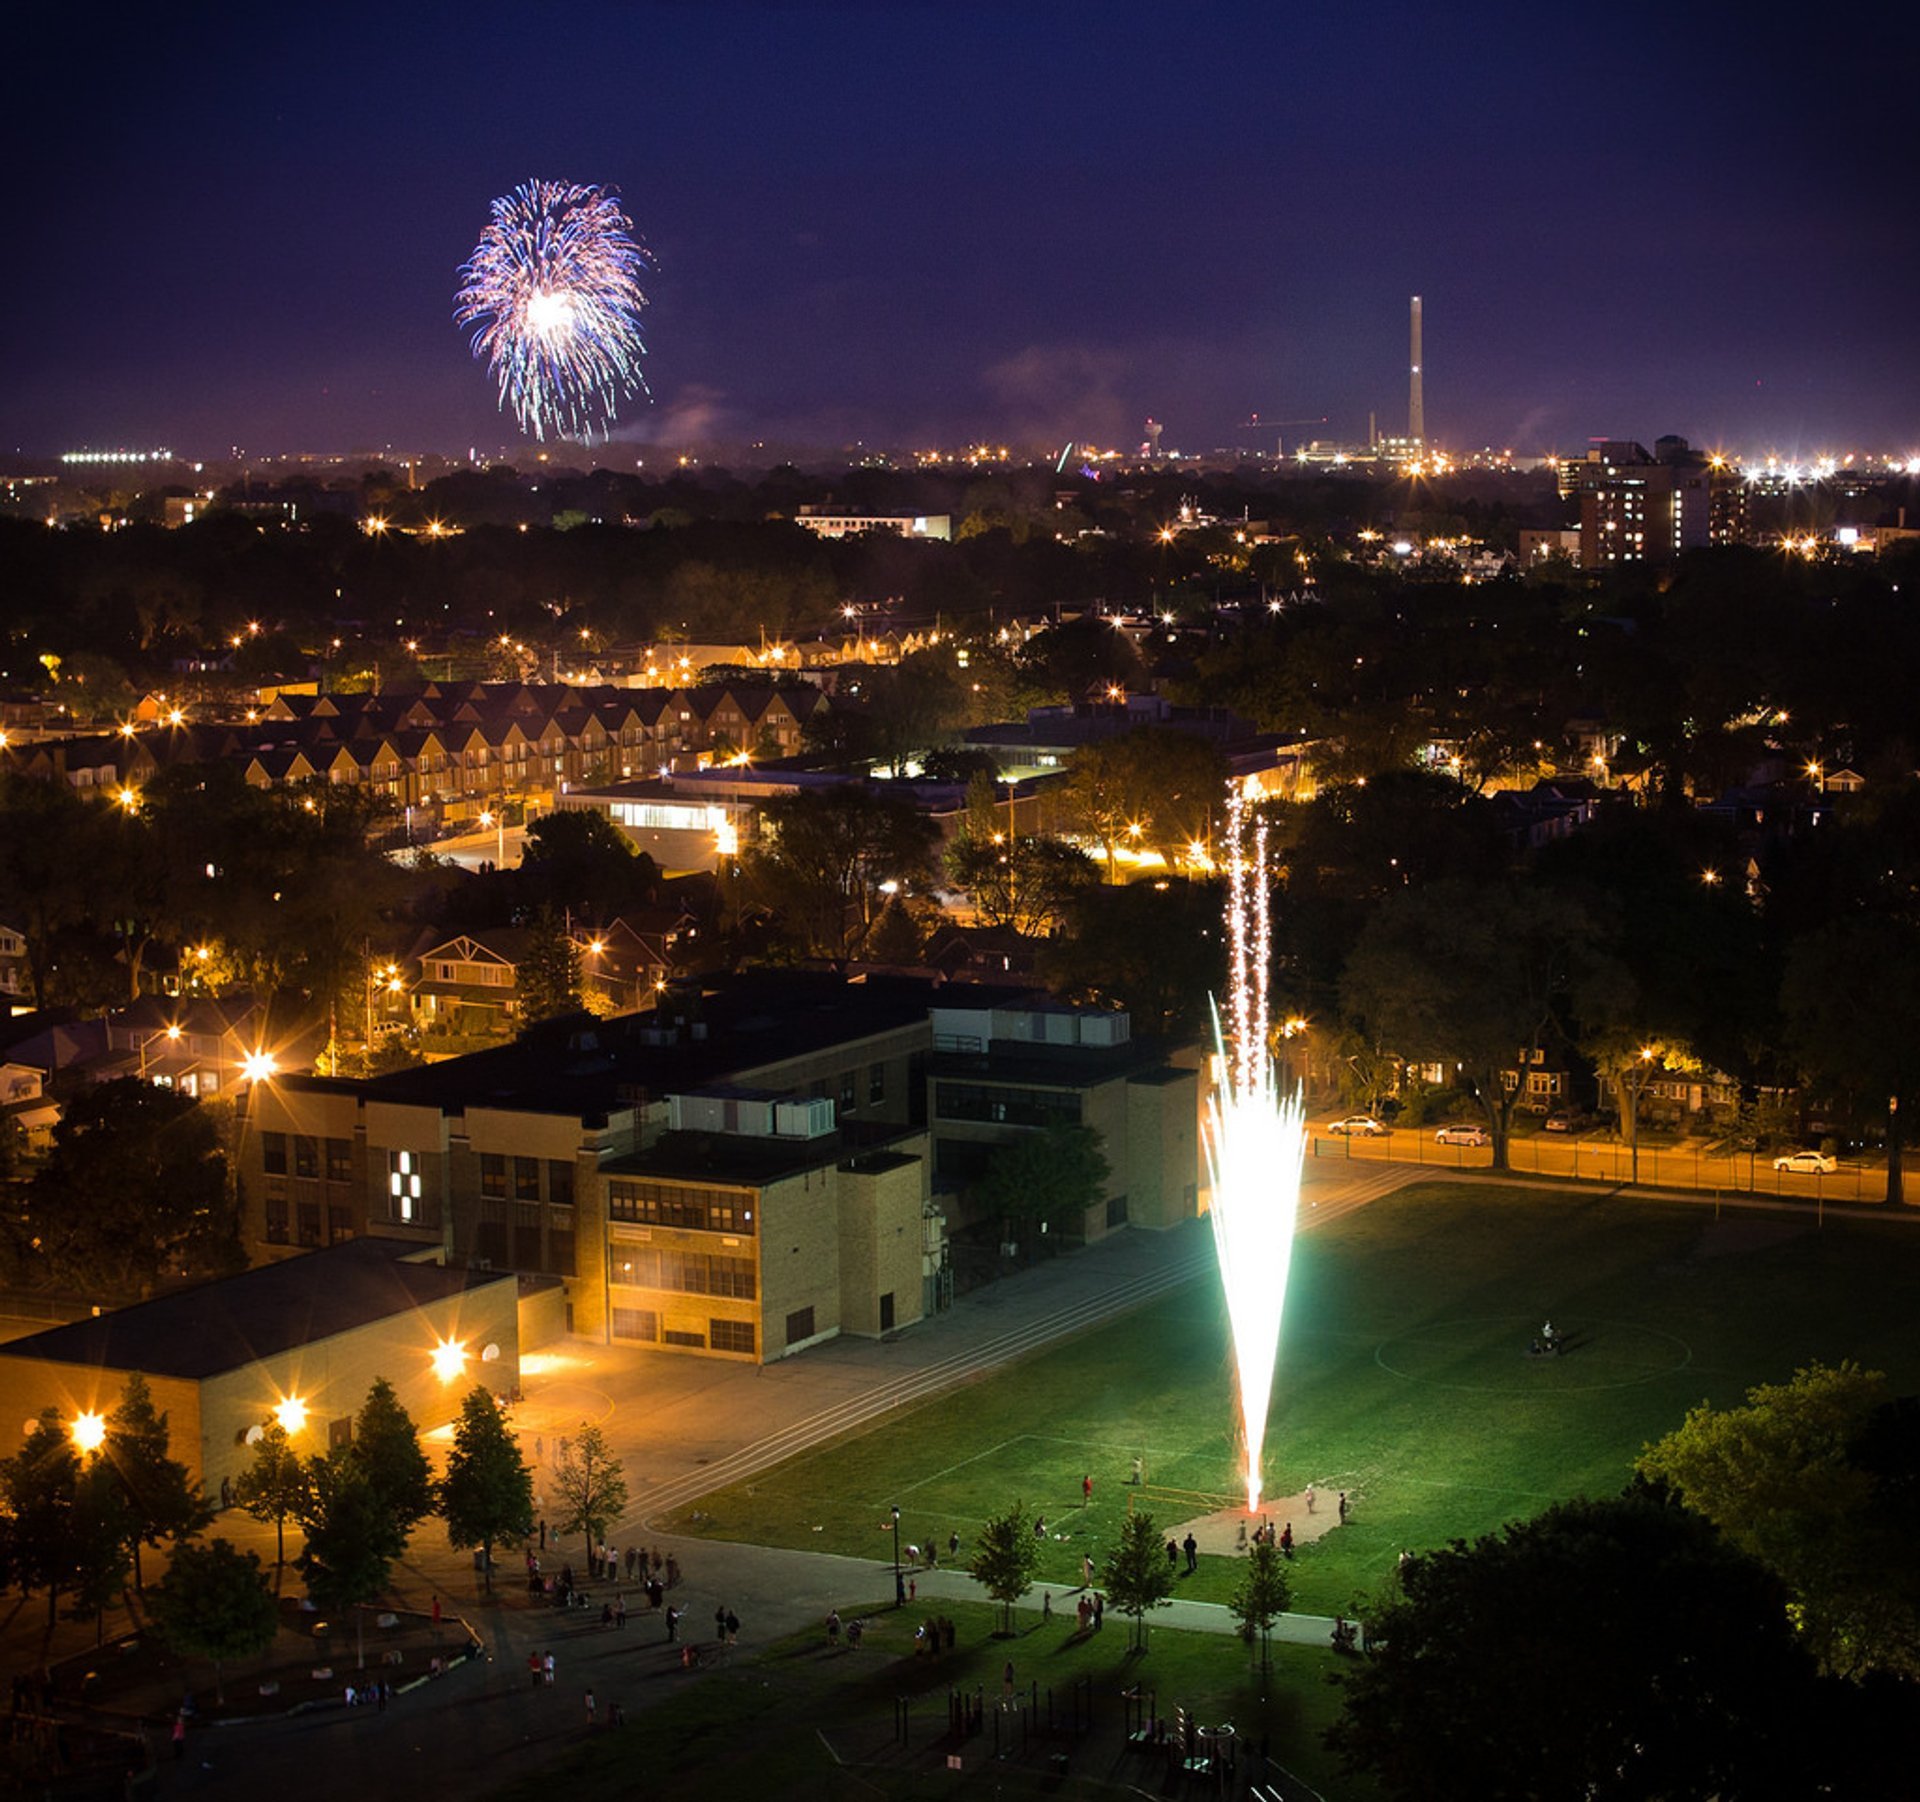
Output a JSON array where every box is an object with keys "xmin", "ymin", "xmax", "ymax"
[{"xmin": 1312, "ymin": 1130, "xmax": 1905, "ymax": 1208}]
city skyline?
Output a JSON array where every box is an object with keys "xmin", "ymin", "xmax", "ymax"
[{"xmin": 3, "ymin": 2, "xmax": 1917, "ymax": 459}]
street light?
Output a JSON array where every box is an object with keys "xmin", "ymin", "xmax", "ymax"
[
  {"xmin": 891, "ymin": 1504, "xmax": 905, "ymax": 1606},
  {"xmin": 138, "ymin": 1022, "xmax": 183, "ymax": 1079}
]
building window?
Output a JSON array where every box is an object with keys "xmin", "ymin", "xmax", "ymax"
[
  {"xmin": 611, "ymin": 1307, "xmax": 658, "ymax": 1343},
  {"xmin": 710, "ymin": 1318, "xmax": 755, "ymax": 1355},
  {"xmin": 1106, "ymin": 1193, "xmax": 1129, "ymax": 1229},
  {"xmin": 662, "ymin": 1327, "xmax": 706, "ymax": 1348},
  {"xmin": 264, "ymin": 1195, "xmax": 289, "ymax": 1243},
  {"xmin": 326, "ymin": 1138, "xmax": 352, "ymax": 1184},
  {"xmin": 615, "ymin": 1246, "xmax": 757, "ymax": 1299},
  {"xmin": 785, "ymin": 1306, "xmax": 816, "ymax": 1346},
  {"xmin": 547, "ymin": 1159, "xmax": 574, "ymax": 1207},
  {"xmin": 513, "ymin": 1206, "xmax": 542, "ymax": 1272},
  {"xmin": 328, "ymin": 1206, "xmax": 354, "ymax": 1241},
  {"xmin": 261, "ymin": 1132, "xmax": 287, "ymax": 1176},
  {"xmin": 549, "ymin": 1229, "xmax": 575, "ymax": 1277},
  {"xmin": 294, "ymin": 1137, "xmax": 319, "ymax": 1180},
  {"xmin": 479, "ymin": 1153, "xmax": 507, "ymax": 1198},
  {"xmin": 868, "ymin": 1062, "xmax": 886, "ymax": 1105},
  {"xmin": 839, "ymin": 1070, "xmax": 857, "ymax": 1113},
  {"xmin": 607, "ymin": 1180, "xmax": 755, "ymax": 1234},
  {"xmin": 387, "ymin": 1149, "xmax": 426, "ymax": 1224},
  {"xmin": 933, "ymin": 1082, "xmax": 1082, "ymax": 1128},
  {"xmin": 475, "ymin": 1218, "xmax": 508, "ymax": 1268},
  {"xmin": 296, "ymin": 1202, "xmax": 322, "ymax": 1246},
  {"xmin": 513, "ymin": 1156, "xmax": 541, "ymax": 1201}
]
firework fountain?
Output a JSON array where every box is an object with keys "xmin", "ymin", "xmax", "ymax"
[{"xmin": 1204, "ymin": 789, "xmax": 1309, "ymax": 1514}]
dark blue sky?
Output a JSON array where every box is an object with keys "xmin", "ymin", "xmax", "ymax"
[{"xmin": 5, "ymin": 1, "xmax": 1916, "ymax": 460}]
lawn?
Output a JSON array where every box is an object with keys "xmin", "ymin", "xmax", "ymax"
[
  {"xmin": 494, "ymin": 1595, "xmax": 1354, "ymax": 1802},
  {"xmin": 663, "ymin": 1182, "xmax": 1920, "ymax": 1620},
  {"xmin": 607, "ymin": 1182, "xmax": 1920, "ymax": 1797}
]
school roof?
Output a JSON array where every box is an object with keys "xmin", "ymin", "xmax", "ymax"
[{"xmin": 0, "ymin": 1239, "xmax": 511, "ymax": 1381}]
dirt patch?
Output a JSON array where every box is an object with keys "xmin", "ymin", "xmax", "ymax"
[{"xmin": 1164, "ymin": 1490, "xmax": 1347, "ymax": 1557}]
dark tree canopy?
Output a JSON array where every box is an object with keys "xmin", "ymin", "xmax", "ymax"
[{"xmin": 1328, "ymin": 1494, "xmax": 1822, "ymax": 1802}]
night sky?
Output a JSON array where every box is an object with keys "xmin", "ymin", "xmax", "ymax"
[{"xmin": 5, "ymin": 1, "xmax": 1916, "ymax": 461}]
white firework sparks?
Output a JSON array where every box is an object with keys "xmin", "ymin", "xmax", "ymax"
[{"xmin": 1204, "ymin": 788, "xmax": 1308, "ymax": 1514}]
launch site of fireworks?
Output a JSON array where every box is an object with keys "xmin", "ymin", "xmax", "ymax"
[{"xmin": 2, "ymin": 4, "xmax": 1918, "ymax": 1799}]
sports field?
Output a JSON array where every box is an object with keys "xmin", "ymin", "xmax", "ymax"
[{"xmin": 667, "ymin": 1182, "xmax": 1920, "ymax": 1615}]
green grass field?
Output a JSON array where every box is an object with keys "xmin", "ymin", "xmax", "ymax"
[
  {"xmin": 532, "ymin": 1183, "xmax": 1920, "ymax": 1799},
  {"xmin": 665, "ymin": 1182, "xmax": 1920, "ymax": 1618}
]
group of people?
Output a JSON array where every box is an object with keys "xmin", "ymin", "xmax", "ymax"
[
  {"xmin": 1164, "ymin": 1532, "xmax": 1200, "ymax": 1573},
  {"xmin": 910, "ymin": 1615, "xmax": 957, "ymax": 1655}
]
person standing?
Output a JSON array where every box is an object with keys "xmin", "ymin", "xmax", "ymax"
[
  {"xmin": 724, "ymin": 1609, "xmax": 739, "ymax": 1645},
  {"xmin": 584, "ymin": 1689, "xmax": 596, "ymax": 1727},
  {"xmin": 615, "ymin": 1594, "xmax": 627, "ymax": 1629},
  {"xmin": 1183, "ymin": 1532, "xmax": 1198, "ymax": 1574},
  {"xmin": 1082, "ymin": 1554, "xmax": 1095, "ymax": 1589},
  {"xmin": 1280, "ymin": 1523, "xmax": 1294, "ymax": 1558},
  {"xmin": 172, "ymin": 1714, "xmax": 187, "ymax": 1760},
  {"xmin": 1093, "ymin": 1591, "xmax": 1104, "ymax": 1630},
  {"xmin": 1338, "ymin": 1491, "xmax": 1349, "ymax": 1523},
  {"xmin": 1165, "ymin": 1537, "xmax": 1178, "ymax": 1570},
  {"xmin": 1082, "ymin": 1473, "xmax": 1093, "ymax": 1507},
  {"xmin": 715, "ymin": 1604, "xmax": 727, "ymax": 1643},
  {"xmin": 543, "ymin": 1651, "xmax": 555, "ymax": 1686},
  {"xmin": 1304, "ymin": 1484, "xmax": 1316, "ymax": 1514},
  {"xmin": 665, "ymin": 1605, "xmax": 682, "ymax": 1642}
]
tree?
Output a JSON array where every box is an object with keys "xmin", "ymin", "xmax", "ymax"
[
  {"xmin": 517, "ymin": 905, "xmax": 584, "ymax": 1024},
  {"xmin": 440, "ymin": 1388, "xmax": 534, "ymax": 1593},
  {"xmin": 22, "ymin": 1078, "xmax": 237, "ymax": 1297},
  {"xmin": 148, "ymin": 1538, "xmax": 278, "ymax": 1706},
  {"xmin": 233, "ymin": 1422, "xmax": 308, "ymax": 1572},
  {"xmin": 1065, "ymin": 729, "xmax": 1227, "ymax": 880},
  {"xmin": 103, "ymin": 1372, "xmax": 210, "ymax": 1589},
  {"xmin": 1637, "ymin": 1361, "xmax": 1920, "ymax": 1677},
  {"xmin": 1781, "ymin": 916, "xmax": 1920, "ymax": 1207},
  {"xmin": 741, "ymin": 785, "xmax": 941, "ymax": 962},
  {"xmin": 1227, "ymin": 1539, "xmax": 1292, "ymax": 1669},
  {"xmin": 1326, "ymin": 1494, "xmax": 1822, "ymax": 1801},
  {"xmin": 550, "ymin": 1423, "xmax": 628, "ymax": 1569},
  {"xmin": 1040, "ymin": 877, "xmax": 1225, "ymax": 1039},
  {"xmin": 974, "ymin": 1124, "xmax": 1111, "ymax": 1249},
  {"xmin": 518, "ymin": 808, "xmax": 659, "ymax": 920},
  {"xmin": 947, "ymin": 832, "xmax": 1099, "ymax": 937},
  {"xmin": 1101, "ymin": 1508, "xmax": 1174, "ymax": 1650},
  {"xmin": 0, "ymin": 1412, "xmax": 132, "ymax": 1639},
  {"xmin": 296, "ymin": 1455, "xmax": 405, "ymax": 1670},
  {"xmin": 968, "ymin": 1501, "xmax": 1042, "ymax": 1636},
  {"xmin": 866, "ymin": 895, "xmax": 924, "ymax": 965},
  {"xmin": 350, "ymin": 1378, "xmax": 435, "ymax": 1543},
  {"xmin": 1341, "ymin": 881, "xmax": 1599, "ymax": 1170}
]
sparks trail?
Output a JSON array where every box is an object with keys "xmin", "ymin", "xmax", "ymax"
[{"xmin": 1205, "ymin": 788, "xmax": 1308, "ymax": 1514}]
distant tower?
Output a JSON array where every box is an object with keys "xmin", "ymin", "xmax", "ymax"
[
  {"xmin": 1144, "ymin": 418, "xmax": 1164, "ymax": 459},
  {"xmin": 1409, "ymin": 295, "xmax": 1425, "ymax": 446}
]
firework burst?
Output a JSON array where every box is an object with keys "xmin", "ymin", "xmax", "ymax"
[
  {"xmin": 1205, "ymin": 788, "xmax": 1308, "ymax": 1513},
  {"xmin": 455, "ymin": 179, "xmax": 651, "ymax": 442}
]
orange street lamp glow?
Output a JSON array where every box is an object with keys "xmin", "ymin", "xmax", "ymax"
[
  {"xmin": 431, "ymin": 1339, "xmax": 470, "ymax": 1383},
  {"xmin": 239, "ymin": 1049, "xmax": 278, "ymax": 1084},
  {"xmin": 274, "ymin": 1396, "xmax": 307, "ymax": 1435},
  {"xmin": 71, "ymin": 1410, "xmax": 107, "ymax": 1453}
]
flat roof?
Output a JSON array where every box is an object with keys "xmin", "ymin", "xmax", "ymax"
[
  {"xmin": 606, "ymin": 1122, "xmax": 922, "ymax": 1188},
  {"xmin": 299, "ymin": 971, "xmax": 1040, "ymax": 1123},
  {"xmin": 0, "ymin": 1240, "xmax": 510, "ymax": 1381}
]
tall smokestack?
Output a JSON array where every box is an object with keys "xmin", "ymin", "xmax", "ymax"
[{"xmin": 1409, "ymin": 295, "xmax": 1425, "ymax": 446}]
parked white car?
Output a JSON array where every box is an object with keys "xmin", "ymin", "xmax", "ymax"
[
  {"xmin": 1434, "ymin": 1123, "xmax": 1490, "ymax": 1147},
  {"xmin": 1328, "ymin": 1115, "xmax": 1388, "ymax": 1137},
  {"xmin": 1772, "ymin": 1150, "xmax": 1837, "ymax": 1174}
]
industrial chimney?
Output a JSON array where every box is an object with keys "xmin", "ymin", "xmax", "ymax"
[{"xmin": 1409, "ymin": 296, "xmax": 1425, "ymax": 447}]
